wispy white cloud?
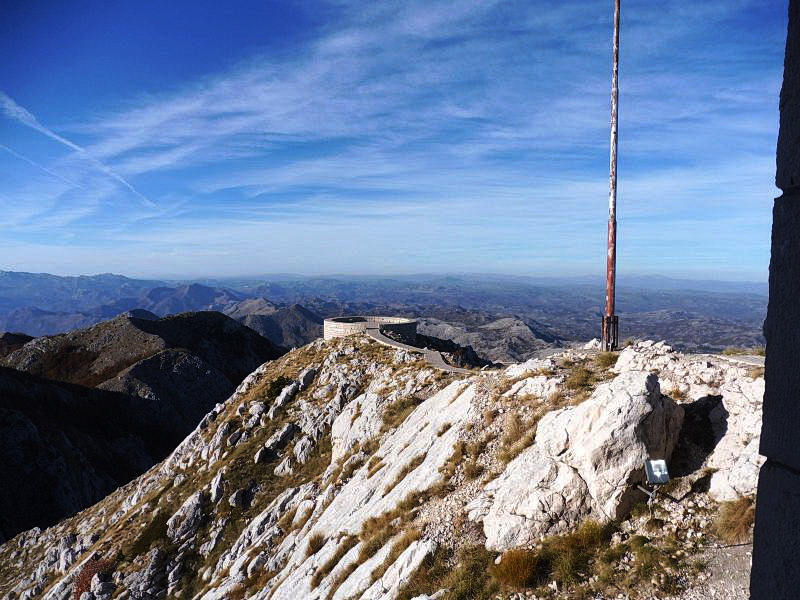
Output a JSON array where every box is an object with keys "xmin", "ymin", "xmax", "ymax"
[{"xmin": 0, "ymin": 0, "xmax": 783, "ymax": 278}]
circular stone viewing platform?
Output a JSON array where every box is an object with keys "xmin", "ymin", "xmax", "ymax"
[{"xmin": 323, "ymin": 316, "xmax": 418, "ymax": 344}]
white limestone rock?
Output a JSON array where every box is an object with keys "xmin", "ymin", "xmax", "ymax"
[
  {"xmin": 166, "ymin": 492, "xmax": 206, "ymax": 543},
  {"xmin": 707, "ymin": 375, "xmax": 765, "ymax": 500},
  {"xmin": 359, "ymin": 540, "xmax": 437, "ymax": 600},
  {"xmin": 298, "ymin": 367, "xmax": 318, "ymax": 390},
  {"xmin": 293, "ymin": 435, "xmax": 315, "ymax": 465},
  {"xmin": 262, "ymin": 381, "xmax": 476, "ymax": 600},
  {"xmin": 478, "ymin": 371, "xmax": 683, "ymax": 550},
  {"xmin": 264, "ymin": 423, "xmax": 299, "ymax": 454},
  {"xmin": 208, "ymin": 470, "xmax": 225, "ymax": 503},
  {"xmin": 274, "ymin": 456, "xmax": 294, "ymax": 477},
  {"xmin": 502, "ymin": 374, "xmax": 562, "ymax": 400},
  {"xmin": 503, "ymin": 357, "xmax": 557, "ymax": 381},
  {"xmin": 614, "ymin": 340, "xmax": 765, "ymax": 500},
  {"xmin": 331, "ymin": 392, "xmax": 389, "ymax": 462},
  {"xmin": 269, "ymin": 381, "xmax": 300, "ymax": 419}
]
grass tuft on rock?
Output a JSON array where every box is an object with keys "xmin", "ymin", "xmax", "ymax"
[
  {"xmin": 595, "ymin": 352, "xmax": 619, "ymax": 370},
  {"xmin": 306, "ymin": 532, "xmax": 327, "ymax": 558},
  {"xmin": 714, "ymin": 496, "xmax": 755, "ymax": 543},
  {"xmin": 565, "ymin": 364, "xmax": 594, "ymax": 390},
  {"xmin": 310, "ymin": 535, "xmax": 358, "ymax": 588}
]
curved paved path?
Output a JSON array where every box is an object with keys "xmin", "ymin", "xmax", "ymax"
[{"xmin": 365, "ymin": 326, "xmax": 475, "ymax": 375}]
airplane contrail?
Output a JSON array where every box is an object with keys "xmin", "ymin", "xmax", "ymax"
[
  {"xmin": 0, "ymin": 142, "xmax": 83, "ymax": 188},
  {"xmin": 0, "ymin": 91, "xmax": 157, "ymax": 208}
]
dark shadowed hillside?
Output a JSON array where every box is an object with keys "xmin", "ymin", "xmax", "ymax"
[
  {"xmin": 234, "ymin": 303, "xmax": 324, "ymax": 348},
  {"xmin": 0, "ymin": 367, "xmax": 179, "ymax": 542},
  {"xmin": 0, "ymin": 312, "xmax": 285, "ymax": 539}
]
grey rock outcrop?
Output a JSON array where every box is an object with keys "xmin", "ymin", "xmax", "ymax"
[
  {"xmin": 614, "ymin": 340, "xmax": 765, "ymax": 500},
  {"xmin": 269, "ymin": 382, "xmax": 299, "ymax": 419},
  {"xmin": 473, "ymin": 371, "xmax": 683, "ymax": 550}
]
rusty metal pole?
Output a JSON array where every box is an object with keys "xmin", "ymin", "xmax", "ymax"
[{"xmin": 602, "ymin": 0, "xmax": 620, "ymax": 351}]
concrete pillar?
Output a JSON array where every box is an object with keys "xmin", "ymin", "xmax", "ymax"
[{"xmin": 751, "ymin": 2, "xmax": 800, "ymax": 597}]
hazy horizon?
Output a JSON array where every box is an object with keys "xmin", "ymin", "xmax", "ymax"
[{"xmin": 0, "ymin": 267, "xmax": 770, "ymax": 292}]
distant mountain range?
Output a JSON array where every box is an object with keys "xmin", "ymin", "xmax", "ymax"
[{"xmin": 0, "ymin": 270, "xmax": 767, "ymax": 354}]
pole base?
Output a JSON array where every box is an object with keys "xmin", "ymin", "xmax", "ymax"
[{"xmin": 601, "ymin": 315, "xmax": 619, "ymax": 351}]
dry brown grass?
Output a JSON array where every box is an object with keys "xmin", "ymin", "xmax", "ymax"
[
  {"xmin": 339, "ymin": 455, "xmax": 366, "ymax": 482},
  {"xmin": 490, "ymin": 520, "xmax": 616, "ymax": 592},
  {"xmin": 382, "ymin": 396, "xmax": 424, "ymax": 431},
  {"xmin": 565, "ymin": 364, "xmax": 594, "ymax": 390},
  {"xmin": 714, "ymin": 497, "xmax": 756, "ymax": 543},
  {"xmin": 669, "ymin": 387, "xmax": 688, "ymax": 402},
  {"xmin": 367, "ymin": 456, "xmax": 385, "ymax": 478},
  {"xmin": 547, "ymin": 389, "xmax": 569, "ymax": 409},
  {"xmin": 463, "ymin": 459, "xmax": 484, "ymax": 480},
  {"xmin": 595, "ymin": 352, "xmax": 619, "ymax": 370},
  {"xmin": 398, "ymin": 545, "xmax": 498, "ymax": 600},
  {"xmin": 748, "ymin": 367, "xmax": 765, "ymax": 379},
  {"xmin": 360, "ymin": 437, "xmax": 379, "ymax": 455},
  {"xmin": 437, "ymin": 423, "xmax": 452, "ymax": 436},
  {"xmin": 277, "ymin": 506, "xmax": 298, "ymax": 533},
  {"xmin": 73, "ymin": 558, "xmax": 114, "ymax": 600},
  {"xmin": 490, "ymin": 548, "xmax": 540, "ymax": 588},
  {"xmin": 498, "ymin": 413, "xmax": 536, "ymax": 464},
  {"xmin": 533, "ymin": 367, "xmax": 556, "ymax": 377},
  {"xmin": 306, "ymin": 532, "xmax": 327, "ymax": 557},
  {"xmin": 439, "ymin": 440, "xmax": 466, "ymax": 481},
  {"xmin": 501, "ymin": 413, "xmax": 524, "ymax": 445}
]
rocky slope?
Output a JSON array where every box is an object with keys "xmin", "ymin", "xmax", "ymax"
[
  {"xmin": 416, "ymin": 316, "xmax": 560, "ymax": 363},
  {"xmin": 0, "ymin": 333, "xmax": 33, "ymax": 360},
  {"xmin": 0, "ymin": 312, "xmax": 284, "ymax": 541},
  {"xmin": 2, "ymin": 311, "xmax": 283, "ymax": 389},
  {"xmin": 0, "ymin": 339, "xmax": 762, "ymax": 600}
]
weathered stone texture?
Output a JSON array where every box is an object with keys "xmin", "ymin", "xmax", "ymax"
[
  {"xmin": 752, "ymin": 3, "xmax": 800, "ymax": 598},
  {"xmin": 777, "ymin": 1, "xmax": 800, "ymax": 190},
  {"xmin": 751, "ymin": 460, "xmax": 800, "ymax": 598},
  {"xmin": 760, "ymin": 195, "xmax": 800, "ymax": 471}
]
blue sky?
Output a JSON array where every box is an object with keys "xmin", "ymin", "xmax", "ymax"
[{"xmin": 0, "ymin": 0, "xmax": 787, "ymax": 280}]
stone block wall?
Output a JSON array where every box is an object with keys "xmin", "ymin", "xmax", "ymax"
[
  {"xmin": 323, "ymin": 316, "xmax": 418, "ymax": 344},
  {"xmin": 751, "ymin": 3, "xmax": 800, "ymax": 597}
]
